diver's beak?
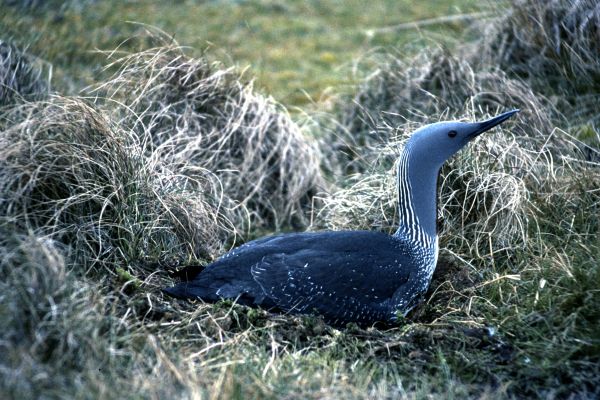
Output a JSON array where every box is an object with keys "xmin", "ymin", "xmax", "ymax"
[{"xmin": 468, "ymin": 109, "xmax": 520, "ymax": 139}]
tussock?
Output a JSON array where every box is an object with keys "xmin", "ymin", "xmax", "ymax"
[
  {"xmin": 0, "ymin": 39, "xmax": 50, "ymax": 107},
  {"xmin": 94, "ymin": 40, "xmax": 325, "ymax": 232},
  {"xmin": 0, "ymin": 96, "xmax": 228, "ymax": 271},
  {"xmin": 476, "ymin": 0, "xmax": 600, "ymax": 107}
]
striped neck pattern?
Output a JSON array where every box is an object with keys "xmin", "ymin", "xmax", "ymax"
[{"xmin": 393, "ymin": 142, "xmax": 438, "ymax": 250}]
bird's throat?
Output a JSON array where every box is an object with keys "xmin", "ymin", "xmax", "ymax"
[{"xmin": 395, "ymin": 148, "xmax": 439, "ymax": 243}]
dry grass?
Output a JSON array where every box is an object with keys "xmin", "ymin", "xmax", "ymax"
[
  {"xmin": 0, "ymin": 96, "xmax": 230, "ymax": 272},
  {"xmin": 475, "ymin": 0, "xmax": 600, "ymax": 112},
  {"xmin": 0, "ymin": 39, "xmax": 50, "ymax": 107},
  {"xmin": 93, "ymin": 36, "xmax": 325, "ymax": 233}
]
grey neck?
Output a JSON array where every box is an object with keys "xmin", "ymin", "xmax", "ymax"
[{"xmin": 393, "ymin": 143, "xmax": 439, "ymax": 246}]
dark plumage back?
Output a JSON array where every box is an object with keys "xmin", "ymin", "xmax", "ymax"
[{"xmin": 164, "ymin": 230, "xmax": 433, "ymax": 326}]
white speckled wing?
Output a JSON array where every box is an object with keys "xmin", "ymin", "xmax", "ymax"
[{"xmin": 250, "ymin": 251, "xmax": 410, "ymax": 325}]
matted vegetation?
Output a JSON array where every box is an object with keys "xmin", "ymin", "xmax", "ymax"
[{"xmin": 1, "ymin": 0, "xmax": 599, "ymax": 398}]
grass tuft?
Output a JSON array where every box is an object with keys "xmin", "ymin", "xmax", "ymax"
[
  {"xmin": 93, "ymin": 35, "xmax": 326, "ymax": 233},
  {"xmin": 476, "ymin": 0, "xmax": 600, "ymax": 109},
  {"xmin": 0, "ymin": 95, "xmax": 229, "ymax": 273}
]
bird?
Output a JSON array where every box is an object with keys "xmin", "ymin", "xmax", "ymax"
[{"xmin": 163, "ymin": 109, "xmax": 519, "ymax": 327}]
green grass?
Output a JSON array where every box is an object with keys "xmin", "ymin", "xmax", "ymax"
[{"xmin": 1, "ymin": 0, "xmax": 481, "ymax": 107}]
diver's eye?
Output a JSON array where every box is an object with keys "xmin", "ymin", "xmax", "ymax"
[{"xmin": 448, "ymin": 130, "xmax": 457, "ymax": 138}]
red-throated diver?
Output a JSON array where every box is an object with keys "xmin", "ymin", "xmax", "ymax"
[{"xmin": 163, "ymin": 110, "xmax": 519, "ymax": 326}]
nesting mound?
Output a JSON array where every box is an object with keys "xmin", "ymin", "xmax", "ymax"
[
  {"xmin": 0, "ymin": 96, "xmax": 228, "ymax": 271},
  {"xmin": 476, "ymin": 0, "xmax": 600, "ymax": 104},
  {"xmin": 0, "ymin": 39, "xmax": 50, "ymax": 107},
  {"xmin": 95, "ymin": 42, "xmax": 324, "ymax": 232}
]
